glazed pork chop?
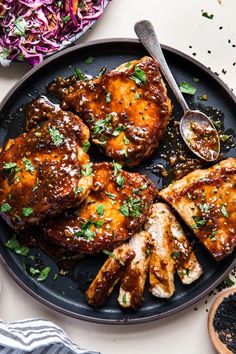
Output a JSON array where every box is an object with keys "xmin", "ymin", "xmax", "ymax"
[
  {"xmin": 160, "ymin": 158, "xmax": 236, "ymax": 260},
  {"xmin": 48, "ymin": 56, "xmax": 172, "ymax": 167},
  {"xmin": 86, "ymin": 244, "xmax": 135, "ymax": 308},
  {"xmin": 118, "ymin": 231, "xmax": 152, "ymax": 309},
  {"xmin": 40, "ymin": 162, "xmax": 157, "ymax": 254},
  {"xmin": 145, "ymin": 203, "xmax": 202, "ymax": 298},
  {"xmin": 0, "ymin": 111, "xmax": 92, "ymax": 230}
]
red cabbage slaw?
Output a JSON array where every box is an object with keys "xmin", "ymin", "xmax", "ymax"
[{"xmin": 0, "ymin": 0, "xmax": 105, "ymax": 67}]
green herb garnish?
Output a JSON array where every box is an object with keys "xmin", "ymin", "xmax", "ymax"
[
  {"xmin": 62, "ymin": 14, "xmax": 71, "ymax": 23},
  {"xmin": 116, "ymin": 174, "xmax": 125, "ymax": 188},
  {"xmin": 74, "ymin": 67, "xmax": 87, "ymax": 80},
  {"xmin": 73, "ymin": 186, "xmax": 84, "ymax": 197},
  {"xmin": 93, "ymin": 114, "xmax": 112, "ymax": 136},
  {"xmin": 198, "ymin": 94, "xmax": 208, "ymax": 101},
  {"xmin": 179, "ymin": 82, "xmax": 196, "ymax": 95},
  {"xmin": 123, "ymin": 135, "xmax": 129, "ymax": 145},
  {"xmin": 49, "ymin": 127, "xmax": 64, "ymax": 147},
  {"xmin": 220, "ymin": 134, "xmax": 232, "ymax": 142},
  {"xmin": 22, "ymin": 207, "xmax": 33, "ymax": 217},
  {"xmin": 22, "ymin": 158, "xmax": 35, "ymax": 174},
  {"xmin": 119, "ymin": 197, "xmax": 142, "ymax": 218},
  {"xmin": 193, "ymin": 77, "xmax": 200, "ymax": 83},
  {"xmin": 224, "ymin": 276, "xmax": 235, "ymax": 288},
  {"xmin": 106, "ymin": 92, "xmax": 112, "ymax": 103},
  {"xmin": 105, "ymin": 191, "xmax": 116, "ymax": 200},
  {"xmin": 3, "ymin": 162, "xmax": 17, "ymax": 171},
  {"xmin": 112, "ymin": 124, "xmax": 126, "ymax": 136},
  {"xmin": 113, "ymin": 162, "xmax": 122, "ymax": 175},
  {"xmin": 96, "ymin": 204, "xmax": 104, "ymax": 217},
  {"xmin": 134, "ymin": 92, "xmax": 140, "ymax": 99},
  {"xmin": 5, "ymin": 234, "xmax": 29, "ymax": 256},
  {"xmin": 85, "ymin": 56, "xmax": 94, "ymax": 65},
  {"xmin": 1, "ymin": 203, "xmax": 12, "ymax": 213},
  {"xmin": 131, "ymin": 65, "xmax": 147, "ymax": 85},
  {"xmin": 81, "ymin": 163, "xmax": 93, "ymax": 176},
  {"xmin": 221, "ymin": 205, "xmax": 229, "ymax": 217},
  {"xmin": 82, "ymin": 141, "xmax": 90, "ymax": 152},
  {"xmin": 192, "ymin": 216, "xmax": 207, "ymax": 228},
  {"xmin": 171, "ymin": 251, "xmax": 180, "ymax": 259}
]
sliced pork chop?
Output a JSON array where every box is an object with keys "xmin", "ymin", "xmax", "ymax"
[
  {"xmin": 153, "ymin": 203, "xmax": 203, "ymax": 285},
  {"xmin": 160, "ymin": 158, "xmax": 236, "ymax": 260},
  {"xmin": 86, "ymin": 244, "xmax": 135, "ymax": 308},
  {"xmin": 118, "ymin": 231, "xmax": 152, "ymax": 309},
  {"xmin": 40, "ymin": 162, "xmax": 157, "ymax": 254},
  {"xmin": 144, "ymin": 203, "xmax": 175, "ymax": 298},
  {"xmin": 48, "ymin": 56, "xmax": 172, "ymax": 167}
]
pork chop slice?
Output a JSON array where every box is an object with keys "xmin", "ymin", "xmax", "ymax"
[
  {"xmin": 48, "ymin": 56, "xmax": 172, "ymax": 167},
  {"xmin": 0, "ymin": 110, "xmax": 92, "ymax": 230},
  {"xmin": 40, "ymin": 162, "xmax": 157, "ymax": 254},
  {"xmin": 160, "ymin": 158, "xmax": 236, "ymax": 260}
]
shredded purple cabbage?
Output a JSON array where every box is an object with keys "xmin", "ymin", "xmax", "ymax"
[{"xmin": 0, "ymin": 0, "xmax": 105, "ymax": 66}]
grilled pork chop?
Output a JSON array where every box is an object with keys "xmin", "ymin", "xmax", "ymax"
[
  {"xmin": 118, "ymin": 231, "xmax": 152, "ymax": 309},
  {"xmin": 86, "ymin": 244, "xmax": 135, "ymax": 308},
  {"xmin": 48, "ymin": 56, "xmax": 172, "ymax": 167},
  {"xmin": 0, "ymin": 111, "xmax": 92, "ymax": 230},
  {"xmin": 40, "ymin": 162, "xmax": 157, "ymax": 254},
  {"xmin": 160, "ymin": 158, "xmax": 236, "ymax": 260}
]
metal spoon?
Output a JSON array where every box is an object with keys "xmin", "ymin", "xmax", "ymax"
[{"xmin": 134, "ymin": 20, "xmax": 220, "ymax": 162}]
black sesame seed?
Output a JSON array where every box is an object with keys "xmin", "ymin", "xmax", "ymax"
[
  {"xmin": 222, "ymin": 69, "xmax": 227, "ymax": 74},
  {"xmin": 207, "ymin": 50, "xmax": 211, "ymax": 54},
  {"xmin": 189, "ymin": 45, "xmax": 192, "ymax": 48},
  {"xmin": 192, "ymin": 53, "xmax": 196, "ymax": 56},
  {"xmin": 228, "ymin": 39, "xmax": 231, "ymax": 43},
  {"xmin": 219, "ymin": 26, "xmax": 223, "ymax": 30}
]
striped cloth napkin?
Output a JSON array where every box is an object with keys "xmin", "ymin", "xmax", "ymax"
[{"xmin": 0, "ymin": 318, "xmax": 100, "ymax": 354}]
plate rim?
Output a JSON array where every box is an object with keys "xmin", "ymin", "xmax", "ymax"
[{"xmin": 0, "ymin": 38, "xmax": 236, "ymax": 324}]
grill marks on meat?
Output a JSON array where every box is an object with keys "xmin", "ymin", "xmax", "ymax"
[
  {"xmin": 40, "ymin": 162, "xmax": 157, "ymax": 254},
  {"xmin": 0, "ymin": 111, "xmax": 92, "ymax": 230},
  {"xmin": 48, "ymin": 56, "xmax": 172, "ymax": 167},
  {"xmin": 160, "ymin": 158, "xmax": 236, "ymax": 260},
  {"xmin": 86, "ymin": 244, "xmax": 135, "ymax": 308}
]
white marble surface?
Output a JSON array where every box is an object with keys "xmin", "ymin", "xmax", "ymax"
[{"xmin": 0, "ymin": 1, "xmax": 236, "ymax": 353}]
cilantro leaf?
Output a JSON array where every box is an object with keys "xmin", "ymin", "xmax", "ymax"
[
  {"xmin": 131, "ymin": 65, "xmax": 147, "ymax": 85},
  {"xmin": 82, "ymin": 141, "xmax": 90, "ymax": 152},
  {"xmin": 1, "ymin": 203, "xmax": 12, "ymax": 213},
  {"xmin": 81, "ymin": 163, "xmax": 93, "ymax": 176},
  {"xmin": 49, "ymin": 127, "xmax": 64, "ymax": 147},
  {"xmin": 96, "ymin": 204, "xmax": 104, "ymax": 217},
  {"xmin": 5, "ymin": 234, "xmax": 29, "ymax": 256},
  {"xmin": 22, "ymin": 207, "xmax": 33, "ymax": 217},
  {"xmin": 14, "ymin": 17, "xmax": 27, "ymax": 37},
  {"xmin": 85, "ymin": 56, "xmax": 94, "ymax": 65},
  {"xmin": 179, "ymin": 82, "xmax": 196, "ymax": 95}
]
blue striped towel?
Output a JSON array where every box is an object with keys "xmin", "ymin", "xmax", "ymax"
[{"xmin": 0, "ymin": 318, "xmax": 100, "ymax": 354}]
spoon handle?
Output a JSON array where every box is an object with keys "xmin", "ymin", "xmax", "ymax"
[{"xmin": 134, "ymin": 20, "xmax": 189, "ymax": 113}]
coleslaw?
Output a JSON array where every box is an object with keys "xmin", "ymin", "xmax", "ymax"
[{"xmin": 0, "ymin": 0, "xmax": 105, "ymax": 67}]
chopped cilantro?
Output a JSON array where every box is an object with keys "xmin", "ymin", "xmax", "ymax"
[
  {"xmin": 105, "ymin": 191, "xmax": 116, "ymax": 200},
  {"xmin": 49, "ymin": 127, "xmax": 64, "ymax": 147},
  {"xmin": 5, "ymin": 234, "xmax": 29, "ymax": 256},
  {"xmin": 106, "ymin": 92, "xmax": 112, "ymax": 103},
  {"xmin": 116, "ymin": 174, "xmax": 125, "ymax": 188},
  {"xmin": 179, "ymin": 82, "xmax": 196, "ymax": 95},
  {"xmin": 96, "ymin": 204, "xmax": 104, "ymax": 217},
  {"xmin": 119, "ymin": 204, "xmax": 129, "ymax": 217},
  {"xmin": 1, "ymin": 48, "xmax": 10, "ymax": 60},
  {"xmin": 134, "ymin": 92, "xmax": 140, "ymax": 99},
  {"xmin": 93, "ymin": 114, "xmax": 112, "ymax": 136},
  {"xmin": 74, "ymin": 67, "xmax": 87, "ymax": 80},
  {"xmin": 126, "ymin": 62, "xmax": 131, "ymax": 68},
  {"xmin": 22, "ymin": 158, "xmax": 35, "ymax": 174},
  {"xmin": 122, "ymin": 293, "xmax": 127, "ymax": 304},
  {"xmin": 73, "ymin": 186, "xmax": 84, "ymax": 197},
  {"xmin": 119, "ymin": 197, "xmax": 142, "ymax": 218},
  {"xmin": 98, "ymin": 66, "xmax": 106, "ymax": 77},
  {"xmin": 3, "ymin": 162, "xmax": 17, "ymax": 171},
  {"xmin": 193, "ymin": 77, "xmax": 200, "ymax": 83},
  {"xmin": 220, "ymin": 134, "xmax": 232, "ymax": 142},
  {"xmin": 131, "ymin": 65, "xmax": 147, "ymax": 85},
  {"xmin": 221, "ymin": 205, "xmax": 229, "ymax": 217},
  {"xmin": 199, "ymin": 203, "xmax": 211, "ymax": 213},
  {"xmin": 212, "ymin": 119, "xmax": 221, "ymax": 129},
  {"xmin": 1, "ymin": 203, "xmax": 12, "ymax": 213},
  {"xmin": 82, "ymin": 141, "xmax": 90, "ymax": 152},
  {"xmin": 192, "ymin": 216, "xmax": 207, "ymax": 228},
  {"xmin": 112, "ymin": 124, "xmax": 126, "ymax": 136},
  {"xmin": 120, "ymin": 148, "xmax": 128, "ymax": 157},
  {"xmin": 81, "ymin": 163, "xmax": 93, "ymax": 176},
  {"xmin": 74, "ymin": 220, "xmax": 103, "ymax": 241},
  {"xmin": 94, "ymin": 220, "xmax": 104, "ymax": 228},
  {"xmin": 123, "ymin": 135, "xmax": 130, "ymax": 145},
  {"xmin": 85, "ymin": 56, "xmax": 94, "ymax": 65},
  {"xmin": 53, "ymin": 273, "xmax": 58, "ymax": 281},
  {"xmin": 22, "ymin": 207, "xmax": 33, "ymax": 217},
  {"xmin": 113, "ymin": 162, "xmax": 122, "ymax": 175},
  {"xmin": 14, "ymin": 17, "xmax": 27, "ymax": 37},
  {"xmin": 37, "ymin": 267, "xmax": 51, "ymax": 281}
]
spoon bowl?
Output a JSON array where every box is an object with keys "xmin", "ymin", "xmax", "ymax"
[{"xmin": 134, "ymin": 20, "xmax": 220, "ymax": 162}]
